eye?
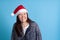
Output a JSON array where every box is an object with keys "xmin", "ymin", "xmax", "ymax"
[
  {"xmin": 24, "ymin": 13, "xmax": 27, "ymax": 15},
  {"xmin": 18, "ymin": 14, "xmax": 21, "ymax": 16},
  {"xmin": 23, "ymin": 13, "xmax": 25, "ymax": 15}
]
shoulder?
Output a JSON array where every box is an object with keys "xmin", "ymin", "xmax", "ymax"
[
  {"xmin": 13, "ymin": 22, "xmax": 17, "ymax": 26},
  {"xmin": 13, "ymin": 22, "xmax": 18, "ymax": 28},
  {"xmin": 30, "ymin": 21, "xmax": 38, "ymax": 26},
  {"xmin": 12, "ymin": 23, "xmax": 17, "ymax": 29},
  {"xmin": 30, "ymin": 21, "xmax": 39, "ymax": 29},
  {"xmin": 30, "ymin": 21, "xmax": 40, "ymax": 29}
]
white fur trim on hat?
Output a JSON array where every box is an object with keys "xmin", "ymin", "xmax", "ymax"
[{"xmin": 16, "ymin": 9, "xmax": 28, "ymax": 15}]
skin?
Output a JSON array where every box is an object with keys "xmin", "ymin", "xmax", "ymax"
[{"xmin": 18, "ymin": 12, "xmax": 29, "ymax": 28}]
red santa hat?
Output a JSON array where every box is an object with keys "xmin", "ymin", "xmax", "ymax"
[{"xmin": 11, "ymin": 5, "xmax": 28, "ymax": 16}]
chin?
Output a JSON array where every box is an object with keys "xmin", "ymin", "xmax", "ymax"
[{"xmin": 21, "ymin": 20, "xmax": 26, "ymax": 23}]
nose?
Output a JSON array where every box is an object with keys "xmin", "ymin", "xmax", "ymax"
[{"xmin": 21, "ymin": 14, "xmax": 24, "ymax": 18}]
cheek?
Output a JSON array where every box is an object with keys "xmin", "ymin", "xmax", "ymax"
[
  {"xmin": 25, "ymin": 15, "xmax": 27, "ymax": 19},
  {"xmin": 18, "ymin": 15, "xmax": 22, "ymax": 20}
]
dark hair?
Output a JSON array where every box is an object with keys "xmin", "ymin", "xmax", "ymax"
[{"xmin": 14, "ymin": 14, "xmax": 32, "ymax": 37}]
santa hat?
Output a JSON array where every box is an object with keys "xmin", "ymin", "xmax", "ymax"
[{"xmin": 11, "ymin": 5, "xmax": 28, "ymax": 16}]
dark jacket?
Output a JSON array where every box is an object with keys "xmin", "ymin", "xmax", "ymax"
[{"xmin": 11, "ymin": 21, "xmax": 42, "ymax": 40}]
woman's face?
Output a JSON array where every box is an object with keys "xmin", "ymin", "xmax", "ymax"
[{"xmin": 18, "ymin": 12, "xmax": 28, "ymax": 23}]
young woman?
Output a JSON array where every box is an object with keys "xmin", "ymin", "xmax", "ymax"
[{"xmin": 11, "ymin": 5, "xmax": 42, "ymax": 40}]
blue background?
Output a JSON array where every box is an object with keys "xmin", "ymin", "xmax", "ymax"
[{"xmin": 0, "ymin": 0, "xmax": 60, "ymax": 40}]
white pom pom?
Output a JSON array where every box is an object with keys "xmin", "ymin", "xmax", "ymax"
[{"xmin": 11, "ymin": 13, "xmax": 14, "ymax": 16}]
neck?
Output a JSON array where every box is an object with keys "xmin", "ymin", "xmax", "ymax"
[
  {"xmin": 22, "ymin": 22, "xmax": 27, "ymax": 24},
  {"xmin": 21, "ymin": 22, "xmax": 29, "ymax": 28}
]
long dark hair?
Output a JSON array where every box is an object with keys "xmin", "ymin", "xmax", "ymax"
[{"xmin": 14, "ymin": 14, "xmax": 32, "ymax": 37}]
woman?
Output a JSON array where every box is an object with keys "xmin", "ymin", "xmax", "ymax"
[{"xmin": 11, "ymin": 5, "xmax": 42, "ymax": 40}]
